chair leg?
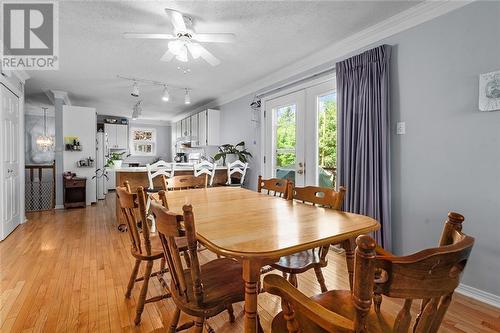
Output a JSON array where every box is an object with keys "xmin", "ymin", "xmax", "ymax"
[
  {"xmin": 314, "ymin": 267, "xmax": 328, "ymax": 293},
  {"xmin": 193, "ymin": 317, "xmax": 204, "ymax": 333},
  {"xmin": 288, "ymin": 273, "xmax": 298, "ymax": 288},
  {"xmin": 134, "ymin": 260, "xmax": 154, "ymax": 325},
  {"xmin": 227, "ymin": 304, "xmax": 235, "ymax": 323},
  {"xmin": 125, "ymin": 259, "xmax": 141, "ymax": 298},
  {"xmin": 168, "ymin": 308, "xmax": 181, "ymax": 333}
]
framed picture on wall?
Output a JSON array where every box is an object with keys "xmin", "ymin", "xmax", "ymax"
[
  {"xmin": 479, "ymin": 70, "xmax": 500, "ymax": 111},
  {"xmin": 130, "ymin": 128, "xmax": 156, "ymax": 156}
]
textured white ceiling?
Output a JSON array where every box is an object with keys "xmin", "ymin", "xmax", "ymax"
[{"xmin": 25, "ymin": 1, "xmax": 419, "ymax": 121}]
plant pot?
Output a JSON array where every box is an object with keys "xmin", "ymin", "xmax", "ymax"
[
  {"xmin": 225, "ymin": 154, "xmax": 238, "ymax": 165},
  {"xmin": 112, "ymin": 160, "xmax": 123, "ymax": 168}
]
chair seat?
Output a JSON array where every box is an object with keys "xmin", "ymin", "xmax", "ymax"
[
  {"xmin": 271, "ymin": 248, "xmax": 325, "ymax": 274},
  {"xmin": 171, "ymin": 258, "xmax": 245, "ymax": 317},
  {"xmin": 271, "ymin": 290, "xmax": 393, "ymax": 333}
]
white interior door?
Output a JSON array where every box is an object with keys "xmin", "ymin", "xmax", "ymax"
[
  {"xmin": 1, "ymin": 83, "xmax": 21, "ymax": 240},
  {"xmin": 264, "ymin": 90, "xmax": 306, "ymax": 186},
  {"xmin": 264, "ymin": 77, "xmax": 336, "ymax": 188}
]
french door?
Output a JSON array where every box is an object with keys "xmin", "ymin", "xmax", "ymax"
[
  {"xmin": 1, "ymin": 83, "xmax": 21, "ymax": 240},
  {"xmin": 263, "ymin": 78, "xmax": 336, "ymax": 187}
]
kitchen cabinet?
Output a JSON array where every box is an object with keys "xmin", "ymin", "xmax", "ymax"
[
  {"xmin": 190, "ymin": 113, "xmax": 199, "ymax": 146},
  {"xmin": 198, "ymin": 110, "xmax": 207, "ymax": 146},
  {"xmin": 181, "ymin": 117, "xmax": 190, "ymax": 137},
  {"xmin": 175, "ymin": 121, "xmax": 182, "ymax": 140},
  {"xmin": 105, "ymin": 123, "xmax": 128, "ymax": 149}
]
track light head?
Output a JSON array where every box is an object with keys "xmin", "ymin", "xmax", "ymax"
[
  {"xmin": 131, "ymin": 81, "xmax": 139, "ymax": 97},
  {"xmin": 184, "ymin": 89, "xmax": 191, "ymax": 105}
]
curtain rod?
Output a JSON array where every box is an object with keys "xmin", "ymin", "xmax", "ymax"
[{"xmin": 255, "ymin": 67, "xmax": 335, "ymax": 99}]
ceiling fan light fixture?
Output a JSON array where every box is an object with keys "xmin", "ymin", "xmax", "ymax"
[
  {"xmin": 184, "ymin": 89, "xmax": 191, "ymax": 105},
  {"xmin": 131, "ymin": 81, "xmax": 139, "ymax": 97},
  {"xmin": 162, "ymin": 85, "xmax": 170, "ymax": 102}
]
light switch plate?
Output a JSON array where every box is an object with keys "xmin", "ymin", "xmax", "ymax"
[{"xmin": 396, "ymin": 122, "xmax": 406, "ymax": 135}]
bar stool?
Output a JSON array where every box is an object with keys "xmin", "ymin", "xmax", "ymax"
[
  {"xmin": 226, "ymin": 160, "xmax": 248, "ymax": 186},
  {"xmin": 193, "ymin": 160, "xmax": 216, "ymax": 186},
  {"xmin": 145, "ymin": 160, "xmax": 173, "ymax": 231}
]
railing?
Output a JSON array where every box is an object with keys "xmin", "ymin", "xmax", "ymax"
[{"xmin": 25, "ymin": 163, "xmax": 55, "ymax": 211}]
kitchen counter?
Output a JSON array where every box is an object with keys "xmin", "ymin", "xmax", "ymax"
[
  {"xmin": 110, "ymin": 163, "xmax": 227, "ymax": 173},
  {"xmin": 113, "ymin": 163, "xmax": 237, "ymax": 225}
]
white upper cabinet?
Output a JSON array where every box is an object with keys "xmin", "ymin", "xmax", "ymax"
[
  {"xmin": 173, "ymin": 109, "xmax": 219, "ymax": 147},
  {"xmin": 105, "ymin": 123, "xmax": 128, "ymax": 149},
  {"xmin": 198, "ymin": 111, "xmax": 207, "ymax": 146},
  {"xmin": 190, "ymin": 113, "xmax": 199, "ymax": 146}
]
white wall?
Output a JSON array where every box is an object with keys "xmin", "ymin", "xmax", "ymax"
[
  {"xmin": 217, "ymin": 94, "xmax": 261, "ymax": 190},
  {"xmin": 215, "ymin": 2, "xmax": 500, "ymax": 297},
  {"xmin": 124, "ymin": 123, "xmax": 172, "ymax": 164},
  {"xmin": 63, "ymin": 106, "xmax": 96, "ymax": 205}
]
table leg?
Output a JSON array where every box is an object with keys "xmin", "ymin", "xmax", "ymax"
[
  {"xmin": 243, "ymin": 259, "xmax": 262, "ymax": 333},
  {"xmin": 341, "ymin": 238, "xmax": 355, "ymax": 290}
]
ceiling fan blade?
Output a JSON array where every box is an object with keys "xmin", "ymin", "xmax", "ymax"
[
  {"xmin": 160, "ymin": 50, "xmax": 175, "ymax": 62},
  {"xmin": 187, "ymin": 43, "xmax": 201, "ymax": 59},
  {"xmin": 123, "ymin": 33, "xmax": 176, "ymax": 39},
  {"xmin": 193, "ymin": 33, "xmax": 235, "ymax": 43},
  {"xmin": 165, "ymin": 8, "xmax": 186, "ymax": 32},
  {"xmin": 196, "ymin": 45, "xmax": 221, "ymax": 66}
]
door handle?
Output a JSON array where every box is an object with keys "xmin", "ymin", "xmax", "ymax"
[{"xmin": 297, "ymin": 169, "xmax": 304, "ymax": 175}]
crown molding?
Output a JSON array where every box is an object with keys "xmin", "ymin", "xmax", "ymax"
[
  {"xmin": 44, "ymin": 90, "xmax": 72, "ymax": 106},
  {"xmin": 12, "ymin": 70, "xmax": 30, "ymax": 83},
  {"xmin": 176, "ymin": 0, "xmax": 473, "ymax": 120},
  {"xmin": 129, "ymin": 118, "xmax": 172, "ymax": 127}
]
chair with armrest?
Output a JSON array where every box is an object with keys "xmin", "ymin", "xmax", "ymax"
[
  {"xmin": 271, "ymin": 185, "xmax": 346, "ymax": 292},
  {"xmin": 151, "ymin": 201, "xmax": 253, "ymax": 332},
  {"xmin": 264, "ymin": 212, "xmax": 474, "ymax": 333}
]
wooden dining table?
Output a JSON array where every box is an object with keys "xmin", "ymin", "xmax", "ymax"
[{"xmin": 159, "ymin": 186, "xmax": 379, "ymax": 333}]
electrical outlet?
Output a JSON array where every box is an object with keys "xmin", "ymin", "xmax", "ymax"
[{"xmin": 396, "ymin": 122, "xmax": 406, "ymax": 135}]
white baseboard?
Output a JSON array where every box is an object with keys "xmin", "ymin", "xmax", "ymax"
[
  {"xmin": 55, "ymin": 205, "xmax": 64, "ymax": 210},
  {"xmin": 456, "ymin": 283, "xmax": 500, "ymax": 309}
]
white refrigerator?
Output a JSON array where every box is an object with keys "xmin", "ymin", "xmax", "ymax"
[{"xmin": 95, "ymin": 131, "xmax": 108, "ymax": 200}]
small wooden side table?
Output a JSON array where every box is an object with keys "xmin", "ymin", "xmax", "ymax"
[{"xmin": 63, "ymin": 177, "xmax": 87, "ymax": 208}]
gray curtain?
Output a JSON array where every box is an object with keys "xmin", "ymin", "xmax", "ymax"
[{"xmin": 336, "ymin": 45, "xmax": 392, "ymax": 250}]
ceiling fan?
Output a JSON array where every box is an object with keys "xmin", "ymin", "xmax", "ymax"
[{"xmin": 124, "ymin": 8, "xmax": 235, "ymax": 66}]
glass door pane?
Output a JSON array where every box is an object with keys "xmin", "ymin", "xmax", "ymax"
[
  {"xmin": 317, "ymin": 92, "xmax": 337, "ymax": 187},
  {"xmin": 274, "ymin": 104, "xmax": 296, "ymax": 183}
]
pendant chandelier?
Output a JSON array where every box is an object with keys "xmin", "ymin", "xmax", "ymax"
[{"xmin": 36, "ymin": 107, "xmax": 54, "ymax": 152}]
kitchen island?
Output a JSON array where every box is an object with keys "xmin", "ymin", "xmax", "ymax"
[{"xmin": 113, "ymin": 164, "xmax": 233, "ymax": 225}]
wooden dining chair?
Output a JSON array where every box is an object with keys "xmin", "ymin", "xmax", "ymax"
[
  {"xmin": 263, "ymin": 212, "xmax": 474, "ymax": 333},
  {"xmin": 151, "ymin": 201, "xmax": 252, "ymax": 333},
  {"xmin": 257, "ymin": 175, "xmax": 291, "ymax": 198},
  {"xmin": 167, "ymin": 174, "xmax": 208, "ymax": 190},
  {"xmin": 116, "ymin": 183, "xmax": 170, "ymax": 325},
  {"xmin": 271, "ymin": 185, "xmax": 346, "ymax": 292}
]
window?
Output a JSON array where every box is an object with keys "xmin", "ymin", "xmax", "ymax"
[{"xmin": 130, "ymin": 128, "xmax": 156, "ymax": 156}]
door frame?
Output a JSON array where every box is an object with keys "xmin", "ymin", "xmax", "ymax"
[
  {"xmin": 261, "ymin": 73, "xmax": 335, "ymax": 185},
  {"xmin": 1, "ymin": 74, "xmax": 26, "ymax": 241}
]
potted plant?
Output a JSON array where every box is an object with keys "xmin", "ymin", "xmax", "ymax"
[
  {"xmin": 106, "ymin": 152, "xmax": 127, "ymax": 168},
  {"xmin": 213, "ymin": 141, "xmax": 252, "ymax": 166}
]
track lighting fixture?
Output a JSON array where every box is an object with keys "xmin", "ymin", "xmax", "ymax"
[
  {"xmin": 132, "ymin": 100, "xmax": 142, "ymax": 119},
  {"xmin": 117, "ymin": 75, "xmax": 192, "ymax": 106},
  {"xmin": 162, "ymin": 85, "xmax": 170, "ymax": 102},
  {"xmin": 131, "ymin": 81, "xmax": 139, "ymax": 97}
]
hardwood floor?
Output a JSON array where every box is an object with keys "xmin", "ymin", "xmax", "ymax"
[{"xmin": 1, "ymin": 194, "xmax": 498, "ymax": 333}]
